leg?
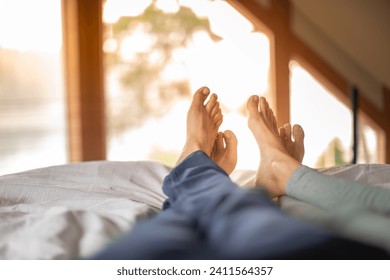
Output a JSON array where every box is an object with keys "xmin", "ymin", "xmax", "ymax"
[
  {"xmin": 164, "ymin": 94, "xmax": 385, "ymax": 258},
  {"xmin": 247, "ymin": 95, "xmax": 300, "ymax": 197},
  {"xmin": 92, "ymin": 86, "xmax": 232, "ymax": 260},
  {"xmin": 91, "ymin": 209, "xmax": 206, "ymax": 260},
  {"xmin": 287, "ymin": 166, "xmax": 390, "ymax": 214},
  {"xmin": 163, "ymin": 151, "xmax": 387, "ymax": 259},
  {"xmin": 247, "ymin": 95, "xmax": 390, "ymax": 213},
  {"xmin": 247, "ymin": 95, "xmax": 390, "ymax": 255},
  {"xmin": 93, "ymin": 89, "xmax": 387, "ymax": 260}
]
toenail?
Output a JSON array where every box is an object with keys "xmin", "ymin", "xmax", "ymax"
[
  {"xmin": 202, "ymin": 87, "xmax": 210, "ymax": 94},
  {"xmin": 253, "ymin": 96, "xmax": 259, "ymax": 102}
]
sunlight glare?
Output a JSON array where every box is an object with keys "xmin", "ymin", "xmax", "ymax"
[
  {"xmin": 120, "ymin": 25, "xmax": 156, "ymax": 61},
  {"xmin": 103, "ymin": 0, "xmax": 153, "ymax": 23},
  {"xmin": 185, "ymin": 31, "xmax": 269, "ymax": 111},
  {"xmin": 363, "ymin": 125, "xmax": 378, "ymax": 152},
  {"xmin": 0, "ymin": 0, "xmax": 61, "ymax": 53},
  {"xmin": 208, "ymin": 0, "xmax": 253, "ymax": 38}
]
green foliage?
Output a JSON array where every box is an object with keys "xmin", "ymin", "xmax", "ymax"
[
  {"xmin": 334, "ymin": 139, "xmax": 347, "ymax": 165},
  {"xmin": 315, "ymin": 137, "xmax": 347, "ymax": 168},
  {"xmin": 112, "ymin": 5, "xmax": 210, "ymax": 40}
]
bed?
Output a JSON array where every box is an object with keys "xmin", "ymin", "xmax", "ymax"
[{"xmin": 0, "ymin": 160, "xmax": 389, "ymax": 259}]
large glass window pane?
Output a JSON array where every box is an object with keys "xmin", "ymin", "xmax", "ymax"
[
  {"xmin": 103, "ymin": 0, "xmax": 270, "ymax": 170},
  {"xmin": 290, "ymin": 61, "xmax": 383, "ymax": 167},
  {"xmin": 290, "ymin": 62, "xmax": 353, "ymax": 168},
  {"xmin": 0, "ymin": 0, "xmax": 66, "ymax": 175}
]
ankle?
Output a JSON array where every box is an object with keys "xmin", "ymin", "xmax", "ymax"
[{"xmin": 270, "ymin": 157, "xmax": 300, "ymax": 195}]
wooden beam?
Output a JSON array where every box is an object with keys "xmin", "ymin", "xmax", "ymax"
[
  {"xmin": 290, "ymin": 35, "xmax": 350, "ymax": 106},
  {"xmin": 62, "ymin": 0, "xmax": 106, "ymax": 162}
]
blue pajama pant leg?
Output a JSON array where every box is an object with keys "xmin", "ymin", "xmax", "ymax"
[{"xmin": 91, "ymin": 207, "xmax": 206, "ymax": 259}]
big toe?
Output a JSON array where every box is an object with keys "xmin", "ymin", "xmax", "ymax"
[
  {"xmin": 247, "ymin": 95, "xmax": 260, "ymax": 121},
  {"xmin": 193, "ymin": 86, "xmax": 210, "ymax": 106}
]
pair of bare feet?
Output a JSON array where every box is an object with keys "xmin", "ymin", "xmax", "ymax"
[{"xmin": 176, "ymin": 86, "xmax": 304, "ymax": 197}]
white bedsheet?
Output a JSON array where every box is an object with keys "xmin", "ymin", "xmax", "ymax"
[
  {"xmin": 0, "ymin": 161, "xmax": 169, "ymax": 259},
  {"xmin": 0, "ymin": 161, "xmax": 389, "ymax": 259}
]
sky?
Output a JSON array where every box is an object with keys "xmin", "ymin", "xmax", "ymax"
[{"xmin": 0, "ymin": 0, "xmax": 62, "ymax": 53}]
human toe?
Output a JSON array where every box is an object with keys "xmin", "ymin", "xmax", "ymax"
[
  {"xmin": 211, "ymin": 101, "xmax": 220, "ymax": 118},
  {"xmin": 206, "ymin": 93, "xmax": 217, "ymax": 113},
  {"xmin": 193, "ymin": 86, "xmax": 210, "ymax": 106},
  {"xmin": 283, "ymin": 123, "xmax": 292, "ymax": 141},
  {"xmin": 247, "ymin": 95, "xmax": 260, "ymax": 119},
  {"xmin": 224, "ymin": 130, "xmax": 238, "ymax": 150},
  {"xmin": 214, "ymin": 111, "xmax": 223, "ymax": 129},
  {"xmin": 293, "ymin": 124, "xmax": 305, "ymax": 143},
  {"xmin": 279, "ymin": 126, "xmax": 287, "ymax": 144}
]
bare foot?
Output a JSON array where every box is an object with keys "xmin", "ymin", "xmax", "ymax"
[
  {"xmin": 176, "ymin": 86, "xmax": 223, "ymax": 165},
  {"xmin": 279, "ymin": 124, "xmax": 305, "ymax": 163},
  {"xmin": 211, "ymin": 130, "xmax": 238, "ymax": 175},
  {"xmin": 247, "ymin": 95, "xmax": 300, "ymax": 197}
]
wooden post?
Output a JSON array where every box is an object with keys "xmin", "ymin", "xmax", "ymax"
[
  {"xmin": 62, "ymin": 0, "xmax": 106, "ymax": 161},
  {"xmin": 269, "ymin": 0, "xmax": 290, "ymax": 127}
]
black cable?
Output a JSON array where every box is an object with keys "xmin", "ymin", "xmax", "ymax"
[{"xmin": 352, "ymin": 86, "xmax": 359, "ymax": 164}]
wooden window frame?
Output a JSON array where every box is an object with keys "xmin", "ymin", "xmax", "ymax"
[{"xmin": 62, "ymin": 0, "xmax": 106, "ymax": 162}]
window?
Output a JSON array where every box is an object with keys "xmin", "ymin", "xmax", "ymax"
[
  {"xmin": 103, "ymin": 0, "xmax": 271, "ymax": 170},
  {"xmin": 290, "ymin": 61, "xmax": 383, "ymax": 167},
  {"xmin": 0, "ymin": 0, "xmax": 66, "ymax": 175},
  {"xmin": 357, "ymin": 117, "xmax": 384, "ymax": 164}
]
